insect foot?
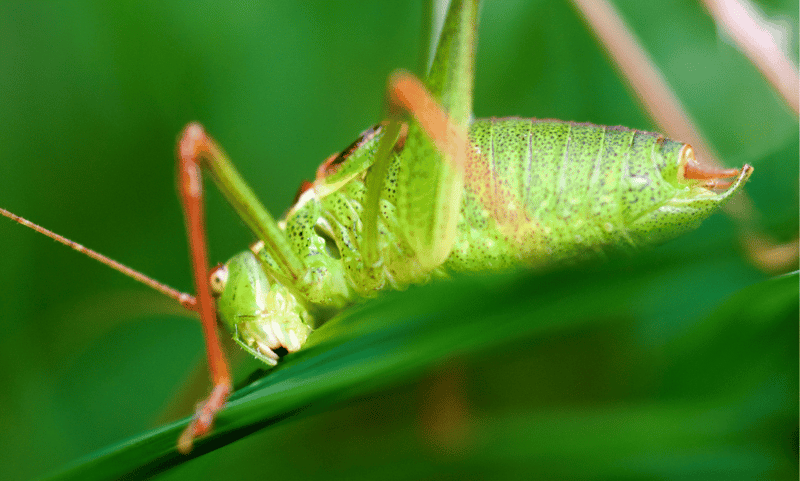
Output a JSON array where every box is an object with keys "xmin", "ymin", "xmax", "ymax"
[{"xmin": 178, "ymin": 383, "xmax": 232, "ymax": 454}]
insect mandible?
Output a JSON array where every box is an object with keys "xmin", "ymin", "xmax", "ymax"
[{"xmin": 0, "ymin": 0, "xmax": 753, "ymax": 454}]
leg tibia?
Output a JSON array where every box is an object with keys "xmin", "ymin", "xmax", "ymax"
[
  {"xmin": 176, "ymin": 124, "xmax": 233, "ymax": 452},
  {"xmin": 175, "ymin": 122, "xmax": 303, "ymax": 451},
  {"xmin": 180, "ymin": 123, "xmax": 305, "ymax": 283}
]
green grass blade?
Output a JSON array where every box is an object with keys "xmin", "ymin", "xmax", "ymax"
[{"xmin": 43, "ymin": 260, "xmax": 798, "ymax": 480}]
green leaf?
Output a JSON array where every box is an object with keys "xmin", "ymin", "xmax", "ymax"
[{"xmin": 45, "ymin": 262, "xmax": 798, "ymax": 480}]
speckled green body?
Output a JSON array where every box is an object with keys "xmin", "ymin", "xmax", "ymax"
[
  {"xmin": 215, "ymin": 117, "xmax": 750, "ymax": 365},
  {"xmin": 285, "ymin": 118, "xmax": 746, "ymax": 298},
  {"xmin": 210, "ymin": 0, "xmax": 750, "ymax": 367}
]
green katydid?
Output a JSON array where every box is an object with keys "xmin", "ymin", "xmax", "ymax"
[{"xmin": 0, "ymin": 0, "xmax": 753, "ymax": 455}]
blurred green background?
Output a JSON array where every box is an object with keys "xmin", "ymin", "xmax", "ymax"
[{"xmin": 0, "ymin": 1, "xmax": 796, "ymax": 479}]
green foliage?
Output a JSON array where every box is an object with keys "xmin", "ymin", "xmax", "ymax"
[
  {"xmin": 0, "ymin": 1, "xmax": 796, "ymax": 480},
  {"xmin": 45, "ymin": 264, "xmax": 799, "ymax": 480}
]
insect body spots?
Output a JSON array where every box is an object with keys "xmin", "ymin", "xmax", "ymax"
[{"xmin": 445, "ymin": 118, "xmax": 751, "ymax": 271}]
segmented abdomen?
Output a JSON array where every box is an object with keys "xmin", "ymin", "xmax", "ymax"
[{"xmin": 446, "ymin": 117, "xmax": 677, "ymax": 272}]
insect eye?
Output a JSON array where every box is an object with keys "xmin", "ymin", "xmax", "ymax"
[{"xmin": 209, "ymin": 264, "xmax": 229, "ymax": 297}]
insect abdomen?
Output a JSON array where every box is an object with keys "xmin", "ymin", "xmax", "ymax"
[{"xmin": 446, "ymin": 118, "xmax": 679, "ymax": 271}]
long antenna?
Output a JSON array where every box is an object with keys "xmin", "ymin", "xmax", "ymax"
[{"xmin": 0, "ymin": 207, "xmax": 197, "ymax": 311}]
